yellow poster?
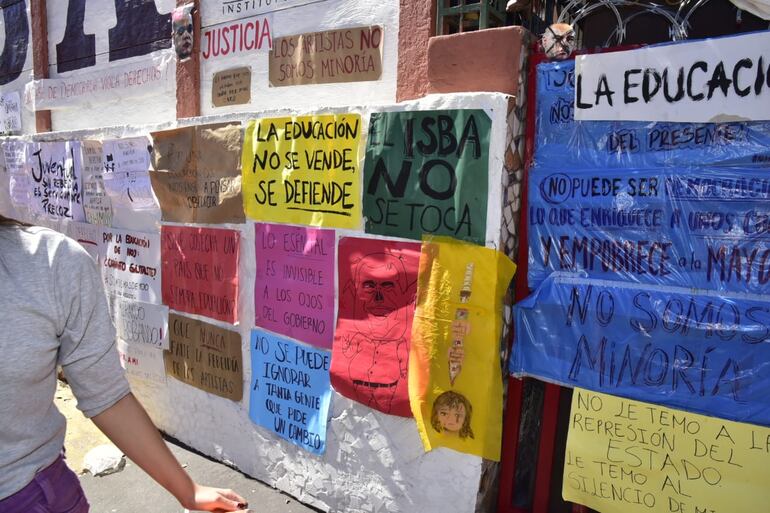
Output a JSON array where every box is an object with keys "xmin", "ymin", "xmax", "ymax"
[
  {"xmin": 241, "ymin": 114, "xmax": 362, "ymax": 229},
  {"xmin": 409, "ymin": 238, "xmax": 516, "ymax": 461},
  {"xmin": 564, "ymin": 388, "xmax": 770, "ymax": 513}
]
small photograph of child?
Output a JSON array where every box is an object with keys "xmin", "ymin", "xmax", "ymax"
[{"xmin": 431, "ymin": 390, "xmax": 474, "ymax": 439}]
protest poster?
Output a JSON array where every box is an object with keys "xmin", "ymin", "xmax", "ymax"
[
  {"xmin": 164, "ymin": 313, "xmax": 243, "ymax": 401},
  {"xmin": 109, "ymin": 296, "xmax": 169, "ymax": 350},
  {"xmin": 4, "ymin": 139, "xmax": 31, "ymax": 210},
  {"xmin": 101, "ymin": 136, "xmax": 156, "ymax": 211},
  {"xmin": 362, "ymin": 110, "xmax": 491, "ymax": 244},
  {"xmin": 249, "ymin": 330, "xmax": 332, "ymax": 454},
  {"xmin": 161, "ymin": 226, "xmax": 240, "ymax": 324},
  {"xmin": 510, "ymin": 274, "xmax": 770, "ymax": 426},
  {"xmin": 330, "ymin": 237, "xmax": 420, "ymax": 417},
  {"xmin": 27, "ymin": 141, "xmax": 85, "ymax": 221},
  {"xmin": 574, "ymin": 31, "xmax": 770, "ymax": 123},
  {"xmin": 117, "ymin": 339, "xmax": 167, "ymax": 385},
  {"xmin": 269, "ymin": 26, "xmax": 383, "ymax": 87},
  {"xmin": 0, "ymin": 92, "xmax": 22, "ymax": 134},
  {"xmin": 81, "ymin": 140, "xmax": 113, "ymax": 226},
  {"xmin": 212, "ymin": 67, "xmax": 251, "ymax": 107},
  {"xmin": 409, "ymin": 238, "xmax": 516, "ymax": 460},
  {"xmin": 150, "ymin": 123, "xmax": 245, "ymax": 224},
  {"xmin": 101, "ymin": 228, "xmax": 161, "ymax": 304},
  {"xmin": 564, "ymin": 388, "xmax": 770, "ymax": 513},
  {"xmin": 241, "ymin": 114, "xmax": 363, "ymax": 229},
  {"xmin": 254, "ymin": 223, "xmax": 335, "ymax": 348},
  {"xmin": 65, "ymin": 221, "xmax": 103, "ymax": 261}
]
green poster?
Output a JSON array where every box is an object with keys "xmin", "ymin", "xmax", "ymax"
[{"xmin": 363, "ymin": 109, "xmax": 491, "ymax": 244}]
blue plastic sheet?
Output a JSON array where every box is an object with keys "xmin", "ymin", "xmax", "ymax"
[{"xmin": 509, "ymin": 274, "xmax": 770, "ymax": 425}]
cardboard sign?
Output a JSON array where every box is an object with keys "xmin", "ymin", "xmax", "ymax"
[
  {"xmin": 109, "ymin": 296, "xmax": 169, "ymax": 350},
  {"xmin": 564, "ymin": 388, "xmax": 770, "ymax": 513},
  {"xmin": 102, "ymin": 228, "xmax": 162, "ymax": 304},
  {"xmin": 164, "ymin": 313, "xmax": 243, "ymax": 401},
  {"xmin": 410, "ymin": 239, "xmax": 516, "ymax": 460},
  {"xmin": 212, "ymin": 67, "xmax": 252, "ymax": 107},
  {"xmin": 575, "ymin": 31, "xmax": 770, "ymax": 122},
  {"xmin": 150, "ymin": 122, "xmax": 244, "ymax": 224},
  {"xmin": 249, "ymin": 330, "xmax": 332, "ymax": 454},
  {"xmin": 269, "ymin": 26, "xmax": 383, "ymax": 87},
  {"xmin": 363, "ymin": 110, "xmax": 491, "ymax": 244},
  {"xmin": 117, "ymin": 339, "xmax": 167, "ymax": 385},
  {"xmin": 254, "ymin": 223, "xmax": 335, "ymax": 348},
  {"xmin": 28, "ymin": 141, "xmax": 86, "ymax": 221},
  {"xmin": 242, "ymin": 114, "xmax": 363, "ymax": 229},
  {"xmin": 81, "ymin": 140, "xmax": 113, "ymax": 226},
  {"xmin": 331, "ymin": 237, "xmax": 421, "ymax": 417},
  {"xmin": 161, "ymin": 226, "xmax": 240, "ymax": 324}
]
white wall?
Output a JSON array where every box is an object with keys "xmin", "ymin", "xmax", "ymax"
[{"xmin": 30, "ymin": 92, "xmax": 511, "ymax": 513}]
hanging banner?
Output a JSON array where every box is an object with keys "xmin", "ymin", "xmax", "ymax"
[
  {"xmin": 164, "ymin": 313, "xmax": 243, "ymax": 401},
  {"xmin": 109, "ymin": 296, "xmax": 169, "ymax": 350},
  {"xmin": 564, "ymin": 388, "xmax": 770, "ymax": 513},
  {"xmin": 102, "ymin": 228, "xmax": 161, "ymax": 304},
  {"xmin": 4, "ymin": 140, "xmax": 31, "ymax": 209},
  {"xmin": 269, "ymin": 26, "xmax": 383, "ymax": 87},
  {"xmin": 27, "ymin": 141, "xmax": 85, "ymax": 221},
  {"xmin": 241, "ymin": 113, "xmax": 363, "ymax": 229},
  {"xmin": 574, "ymin": 31, "xmax": 770, "ymax": 123},
  {"xmin": 362, "ymin": 110, "xmax": 491, "ymax": 244},
  {"xmin": 330, "ymin": 237, "xmax": 420, "ymax": 417},
  {"xmin": 410, "ymin": 238, "xmax": 516, "ymax": 460},
  {"xmin": 201, "ymin": 0, "xmax": 313, "ymax": 26},
  {"xmin": 254, "ymin": 223, "xmax": 335, "ymax": 348},
  {"xmin": 249, "ymin": 330, "xmax": 332, "ymax": 454},
  {"xmin": 117, "ymin": 339, "xmax": 167, "ymax": 385},
  {"xmin": 202, "ymin": 15, "xmax": 272, "ymax": 61},
  {"xmin": 24, "ymin": 51, "xmax": 175, "ymax": 111},
  {"xmin": 510, "ymin": 274, "xmax": 770, "ymax": 425},
  {"xmin": 150, "ymin": 122, "xmax": 245, "ymax": 224},
  {"xmin": 81, "ymin": 140, "xmax": 113, "ymax": 226},
  {"xmin": 161, "ymin": 226, "xmax": 240, "ymax": 324}
]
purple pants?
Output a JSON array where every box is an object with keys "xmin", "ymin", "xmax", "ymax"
[{"xmin": 0, "ymin": 455, "xmax": 89, "ymax": 513}]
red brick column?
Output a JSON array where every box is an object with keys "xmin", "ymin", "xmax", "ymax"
[
  {"xmin": 30, "ymin": 0, "xmax": 52, "ymax": 133},
  {"xmin": 176, "ymin": 0, "xmax": 201, "ymax": 118}
]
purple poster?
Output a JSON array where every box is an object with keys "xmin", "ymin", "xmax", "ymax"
[{"xmin": 255, "ymin": 223, "xmax": 335, "ymax": 349}]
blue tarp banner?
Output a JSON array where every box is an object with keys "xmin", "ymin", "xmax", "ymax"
[{"xmin": 509, "ymin": 274, "xmax": 770, "ymax": 425}]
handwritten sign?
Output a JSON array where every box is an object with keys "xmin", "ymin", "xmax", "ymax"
[
  {"xmin": 101, "ymin": 228, "xmax": 161, "ymax": 304},
  {"xmin": 150, "ymin": 123, "xmax": 244, "ymax": 223},
  {"xmin": 212, "ymin": 67, "xmax": 251, "ymax": 107},
  {"xmin": 565, "ymin": 388, "xmax": 770, "ymax": 513},
  {"xmin": 28, "ymin": 141, "xmax": 85, "ymax": 221},
  {"xmin": 161, "ymin": 226, "xmax": 240, "ymax": 324},
  {"xmin": 164, "ymin": 313, "xmax": 243, "ymax": 401},
  {"xmin": 101, "ymin": 136, "xmax": 156, "ymax": 210},
  {"xmin": 65, "ymin": 221, "xmax": 103, "ymax": 261},
  {"xmin": 0, "ymin": 91, "xmax": 21, "ymax": 133},
  {"xmin": 510, "ymin": 274, "xmax": 770, "ymax": 426},
  {"xmin": 363, "ymin": 110, "xmax": 491, "ymax": 244},
  {"xmin": 109, "ymin": 296, "xmax": 169, "ymax": 349},
  {"xmin": 81, "ymin": 140, "xmax": 113, "ymax": 226},
  {"xmin": 255, "ymin": 223, "xmax": 335, "ymax": 348},
  {"xmin": 575, "ymin": 31, "xmax": 770, "ymax": 122},
  {"xmin": 249, "ymin": 329, "xmax": 332, "ymax": 454},
  {"xmin": 117, "ymin": 339, "xmax": 167, "ymax": 385},
  {"xmin": 241, "ymin": 114, "xmax": 362, "ymax": 229},
  {"xmin": 4, "ymin": 140, "xmax": 31, "ymax": 209},
  {"xmin": 330, "ymin": 237, "xmax": 420, "ymax": 417},
  {"xmin": 269, "ymin": 26, "xmax": 383, "ymax": 87},
  {"xmin": 202, "ymin": 16, "xmax": 271, "ymax": 60}
]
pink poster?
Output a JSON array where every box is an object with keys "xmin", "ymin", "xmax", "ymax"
[
  {"xmin": 255, "ymin": 223, "xmax": 335, "ymax": 348},
  {"xmin": 161, "ymin": 226, "xmax": 240, "ymax": 324},
  {"xmin": 330, "ymin": 237, "xmax": 420, "ymax": 417}
]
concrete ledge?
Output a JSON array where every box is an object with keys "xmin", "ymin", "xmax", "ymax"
[{"xmin": 427, "ymin": 26, "xmax": 527, "ymax": 97}]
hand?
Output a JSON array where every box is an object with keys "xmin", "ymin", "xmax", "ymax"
[{"xmin": 183, "ymin": 484, "xmax": 248, "ymax": 512}]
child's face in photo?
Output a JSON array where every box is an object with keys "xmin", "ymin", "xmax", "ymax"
[{"xmin": 438, "ymin": 403, "xmax": 466, "ymax": 433}]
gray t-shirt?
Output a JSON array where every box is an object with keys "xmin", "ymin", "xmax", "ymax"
[{"xmin": 0, "ymin": 225, "xmax": 130, "ymax": 499}]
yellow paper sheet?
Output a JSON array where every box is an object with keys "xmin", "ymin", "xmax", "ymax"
[
  {"xmin": 564, "ymin": 388, "xmax": 770, "ymax": 513},
  {"xmin": 408, "ymin": 238, "xmax": 516, "ymax": 461},
  {"xmin": 241, "ymin": 114, "xmax": 362, "ymax": 229}
]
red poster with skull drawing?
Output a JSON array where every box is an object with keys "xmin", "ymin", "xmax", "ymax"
[{"xmin": 330, "ymin": 237, "xmax": 421, "ymax": 417}]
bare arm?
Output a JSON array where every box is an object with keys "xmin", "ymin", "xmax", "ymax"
[{"xmin": 91, "ymin": 393, "xmax": 247, "ymax": 512}]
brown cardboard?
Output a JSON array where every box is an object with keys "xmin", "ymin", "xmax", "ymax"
[{"xmin": 212, "ymin": 67, "xmax": 251, "ymax": 107}]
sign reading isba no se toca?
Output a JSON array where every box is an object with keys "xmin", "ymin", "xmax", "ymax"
[{"xmin": 574, "ymin": 31, "xmax": 770, "ymax": 122}]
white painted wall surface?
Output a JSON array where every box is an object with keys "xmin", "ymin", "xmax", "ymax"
[
  {"xmin": 0, "ymin": 1, "xmax": 35, "ymax": 135},
  {"xmin": 199, "ymin": 0, "xmax": 399, "ymax": 117},
  {"xmin": 29, "ymin": 92, "xmax": 511, "ymax": 513}
]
